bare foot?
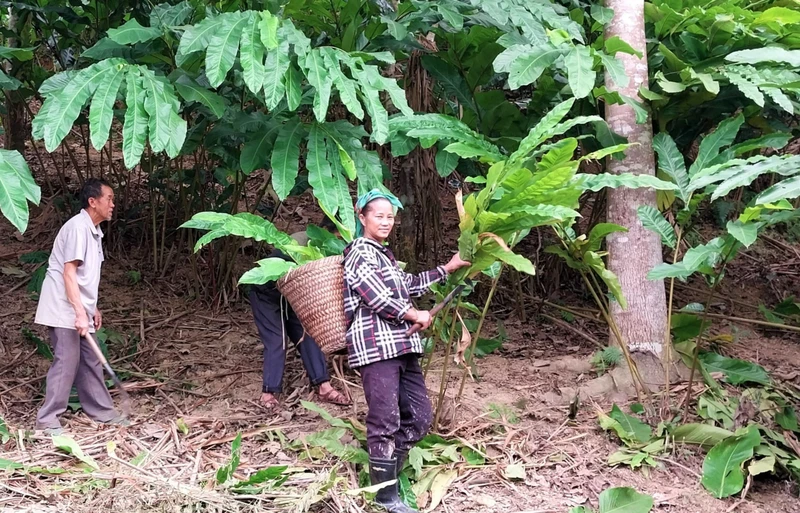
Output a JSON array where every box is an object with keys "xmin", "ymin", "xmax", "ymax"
[{"xmin": 260, "ymin": 392, "xmax": 280, "ymax": 410}]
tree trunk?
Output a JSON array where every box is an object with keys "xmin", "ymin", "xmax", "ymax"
[{"xmin": 603, "ymin": 0, "xmax": 668, "ymax": 387}]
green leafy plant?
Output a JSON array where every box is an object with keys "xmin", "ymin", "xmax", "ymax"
[
  {"xmin": 569, "ymin": 486, "xmax": 654, "ymax": 513},
  {"xmin": 0, "ymin": 149, "xmax": 41, "ymax": 233},
  {"xmin": 590, "ymin": 346, "xmax": 623, "ymax": 375}
]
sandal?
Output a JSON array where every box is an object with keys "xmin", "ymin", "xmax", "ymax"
[
  {"xmin": 260, "ymin": 392, "xmax": 280, "ymax": 410},
  {"xmin": 317, "ymin": 387, "xmax": 351, "ymax": 406}
]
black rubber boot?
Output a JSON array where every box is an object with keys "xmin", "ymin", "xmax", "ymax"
[
  {"xmin": 369, "ymin": 457, "xmax": 415, "ymax": 513},
  {"xmin": 394, "ymin": 449, "xmax": 409, "ymax": 475}
]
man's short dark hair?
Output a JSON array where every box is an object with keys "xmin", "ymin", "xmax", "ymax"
[{"xmin": 80, "ymin": 178, "xmax": 112, "ymax": 209}]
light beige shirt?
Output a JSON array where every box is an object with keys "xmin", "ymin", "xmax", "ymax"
[{"xmin": 35, "ymin": 209, "xmax": 105, "ymax": 333}]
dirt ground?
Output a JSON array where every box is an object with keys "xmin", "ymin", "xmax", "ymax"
[{"xmin": 3, "ymin": 187, "xmax": 800, "ymax": 512}]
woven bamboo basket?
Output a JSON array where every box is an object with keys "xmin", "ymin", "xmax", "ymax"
[{"xmin": 276, "ymin": 255, "xmax": 348, "ymax": 354}]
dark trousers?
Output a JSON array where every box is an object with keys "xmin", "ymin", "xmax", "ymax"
[
  {"xmin": 250, "ymin": 287, "xmax": 329, "ymax": 394},
  {"xmin": 36, "ymin": 327, "xmax": 117, "ymax": 429},
  {"xmin": 359, "ymin": 353, "xmax": 433, "ymax": 459}
]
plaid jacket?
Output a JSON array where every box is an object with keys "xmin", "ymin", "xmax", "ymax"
[{"xmin": 342, "ymin": 237, "xmax": 447, "ymax": 368}]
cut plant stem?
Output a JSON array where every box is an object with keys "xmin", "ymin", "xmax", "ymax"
[
  {"xmin": 423, "ymin": 302, "xmax": 453, "ymax": 380},
  {"xmin": 433, "ymin": 297, "xmax": 462, "ymax": 430},
  {"xmin": 456, "ymin": 265, "xmax": 503, "ymax": 401}
]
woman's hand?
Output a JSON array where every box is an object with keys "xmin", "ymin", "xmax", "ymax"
[
  {"xmin": 405, "ymin": 308, "xmax": 433, "ymax": 331},
  {"xmin": 414, "ymin": 310, "xmax": 433, "ymax": 330},
  {"xmin": 443, "ymin": 253, "xmax": 471, "ymax": 274}
]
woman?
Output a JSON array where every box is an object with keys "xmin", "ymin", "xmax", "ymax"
[
  {"xmin": 250, "ymin": 218, "xmax": 349, "ymax": 410},
  {"xmin": 343, "ymin": 190, "xmax": 470, "ymax": 513}
]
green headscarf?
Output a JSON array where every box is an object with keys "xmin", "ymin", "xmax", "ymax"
[{"xmin": 355, "ymin": 189, "xmax": 403, "ymax": 238}]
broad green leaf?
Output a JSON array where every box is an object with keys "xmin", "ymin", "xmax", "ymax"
[
  {"xmin": 0, "ymin": 161, "xmax": 29, "ymax": 233},
  {"xmin": 392, "ymin": 114, "xmax": 502, "ymax": 162},
  {"xmin": 609, "ymin": 404, "xmax": 651, "ymax": 443},
  {"xmin": 176, "ymin": 15, "xmax": 225, "ymax": 67},
  {"xmin": 698, "ymin": 352, "xmax": 770, "ymax": 385},
  {"xmin": 263, "ymin": 42, "xmax": 290, "ymax": 109},
  {"xmin": 509, "ymin": 98, "xmax": 575, "ymax": 165},
  {"xmin": 437, "ymin": 4, "xmax": 464, "ymax": 30},
  {"xmin": 749, "ymin": 455, "xmax": 776, "ymax": 477},
  {"xmin": 0, "ymin": 69, "xmax": 21, "ymax": 90},
  {"xmin": 564, "ymin": 46, "xmax": 595, "ymax": 99},
  {"xmin": 140, "ymin": 68, "xmax": 175, "ymax": 154},
  {"xmin": 587, "ymin": 223, "xmax": 628, "ymax": 252},
  {"xmin": 756, "ymin": 176, "xmax": 800, "ymax": 205},
  {"xmin": 174, "ymin": 75, "xmax": 228, "ymax": 119},
  {"xmin": 505, "ymin": 45, "xmax": 561, "ymax": 90},
  {"xmin": 0, "ymin": 46, "xmax": 34, "ymax": 61},
  {"xmin": 755, "ymin": 6, "xmax": 800, "ymax": 25},
  {"xmin": 585, "ymin": 251, "xmax": 626, "ymax": 308},
  {"xmin": 0, "ymin": 149, "xmax": 40, "ymax": 205},
  {"xmin": 43, "ymin": 60, "xmax": 121, "ymax": 151},
  {"xmin": 598, "ymin": 487, "xmax": 653, "ymax": 513},
  {"xmin": 270, "ymin": 119, "xmax": 307, "ymax": 200},
  {"xmin": 591, "ymin": 5, "xmax": 615, "ymax": 24},
  {"xmin": 604, "ymin": 36, "xmax": 642, "ymax": 58},
  {"xmin": 638, "ymin": 205, "xmax": 676, "ymax": 248},
  {"xmin": 382, "ymin": 16, "xmax": 407, "ymax": 40},
  {"xmin": 724, "ymin": 70, "xmax": 764, "ymax": 107},
  {"xmin": 108, "ymin": 19, "xmax": 162, "ymax": 45},
  {"xmin": 122, "ymin": 69, "xmax": 148, "ymax": 169},
  {"xmin": 539, "ymin": 138, "xmax": 578, "ymax": 170},
  {"xmin": 259, "ymin": 11, "xmax": 280, "ymax": 50},
  {"xmin": 39, "ymin": 71, "xmax": 78, "ymax": 98},
  {"xmin": 702, "ymin": 425, "xmax": 761, "ymax": 498},
  {"xmin": 421, "ymin": 55, "xmax": 476, "ymax": 111},
  {"xmin": 306, "ymin": 124, "xmax": 338, "ymax": 215},
  {"xmin": 763, "ymin": 88, "xmax": 794, "ymax": 114},
  {"xmin": 302, "ymin": 49, "xmax": 333, "ymax": 122},
  {"xmin": 240, "ymin": 12, "xmax": 266, "ymax": 94},
  {"xmin": 647, "ymin": 238, "xmax": 725, "ymax": 280},
  {"xmin": 240, "ymin": 124, "xmax": 280, "ymax": 175},
  {"xmin": 284, "ymin": 63, "xmax": 303, "ymax": 111},
  {"xmin": 726, "ymin": 48, "xmax": 800, "ymax": 67},
  {"xmin": 52, "ymin": 435, "xmax": 99, "ymax": 469},
  {"xmin": 233, "ymin": 465, "xmax": 288, "ymax": 487},
  {"xmin": 206, "ymin": 12, "xmax": 248, "ymax": 87},
  {"xmin": 689, "ymin": 115, "xmax": 744, "ymax": 176},
  {"xmin": 599, "ymin": 52, "xmax": 628, "ymax": 88},
  {"xmin": 483, "ymin": 244, "xmax": 535, "ymax": 276},
  {"xmin": 575, "ymin": 173, "xmax": 679, "ymax": 192},
  {"xmin": 725, "ymin": 221, "xmax": 758, "ymax": 248},
  {"xmin": 322, "ymin": 48, "xmax": 363, "ymax": 119},
  {"xmin": 150, "ymin": 1, "xmax": 192, "ymax": 30},
  {"xmin": 216, "ymin": 433, "xmax": 242, "ymax": 484},
  {"xmin": 435, "ymin": 148, "xmax": 459, "ymax": 177},
  {"xmin": 238, "ymin": 258, "xmax": 297, "ymax": 285},
  {"xmin": 89, "ymin": 61, "xmax": 126, "ymax": 150},
  {"xmin": 652, "ymin": 132, "xmax": 689, "ymax": 203},
  {"xmin": 672, "ymin": 423, "xmax": 733, "ymax": 450}
]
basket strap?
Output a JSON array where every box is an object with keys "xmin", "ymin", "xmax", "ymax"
[{"xmin": 280, "ymin": 295, "xmax": 287, "ymax": 351}]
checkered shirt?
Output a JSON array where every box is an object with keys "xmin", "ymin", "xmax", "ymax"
[{"xmin": 342, "ymin": 237, "xmax": 447, "ymax": 368}]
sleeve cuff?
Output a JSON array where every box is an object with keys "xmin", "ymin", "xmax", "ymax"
[
  {"xmin": 397, "ymin": 302, "xmax": 412, "ymax": 321},
  {"xmin": 437, "ymin": 266, "xmax": 449, "ymax": 282}
]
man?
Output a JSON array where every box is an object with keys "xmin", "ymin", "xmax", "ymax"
[
  {"xmin": 35, "ymin": 178, "xmax": 125, "ymax": 434},
  {"xmin": 250, "ymin": 218, "xmax": 349, "ymax": 410}
]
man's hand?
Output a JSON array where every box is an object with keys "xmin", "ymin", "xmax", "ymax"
[
  {"xmin": 443, "ymin": 253, "xmax": 471, "ymax": 274},
  {"xmin": 94, "ymin": 309, "xmax": 102, "ymax": 331},
  {"xmin": 75, "ymin": 311, "xmax": 90, "ymax": 337}
]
